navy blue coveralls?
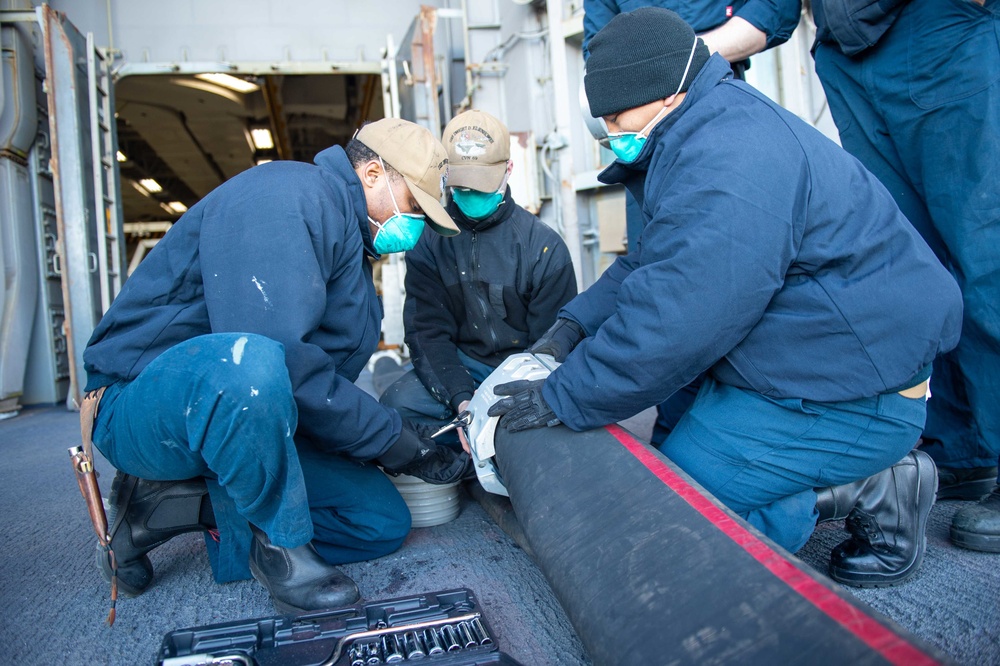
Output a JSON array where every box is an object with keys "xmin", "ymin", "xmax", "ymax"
[
  {"xmin": 83, "ymin": 147, "xmax": 410, "ymax": 583},
  {"xmin": 812, "ymin": 0, "xmax": 1000, "ymax": 477},
  {"xmin": 544, "ymin": 55, "xmax": 963, "ymax": 552}
]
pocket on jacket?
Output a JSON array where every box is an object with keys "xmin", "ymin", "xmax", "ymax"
[
  {"xmin": 488, "ymin": 284, "xmax": 507, "ymax": 319},
  {"xmin": 907, "ymin": 0, "xmax": 1000, "ymax": 109}
]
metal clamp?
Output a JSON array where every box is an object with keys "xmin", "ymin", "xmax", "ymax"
[{"xmin": 465, "ymin": 352, "xmax": 560, "ymax": 496}]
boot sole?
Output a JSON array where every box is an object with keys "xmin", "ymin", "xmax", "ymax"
[
  {"xmin": 830, "ymin": 452, "xmax": 938, "ymax": 588},
  {"xmin": 830, "ymin": 536, "xmax": 926, "ymax": 588},
  {"xmin": 950, "ymin": 528, "xmax": 1000, "ymax": 553}
]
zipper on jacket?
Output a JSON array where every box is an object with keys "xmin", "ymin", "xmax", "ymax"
[{"xmin": 470, "ymin": 231, "xmax": 501, "ymax": 355}]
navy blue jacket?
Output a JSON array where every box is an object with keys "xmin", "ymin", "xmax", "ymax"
[
  {"xmin": 545, "ymin": 55, "xmax": 963, "ymax": 430},
  {"xmin": 582, "ymin": 0, "xmax": 802, "ymax": 59},
  {"xmin": 404, "ymin": 191, "xmax": 577, "ymax": 410},
  {"xmin": 83, "ymin": 147, "xmax": 400, "ymax": 461}
]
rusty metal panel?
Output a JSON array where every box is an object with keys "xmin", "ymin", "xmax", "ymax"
[{"xmin": 40, "ymin": 5, "xmax": 102, "ymax": 409}]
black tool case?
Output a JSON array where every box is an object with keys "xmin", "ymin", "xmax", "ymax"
[{"xmin": 157, "ymin": 588, "xmax": 523, "ymax": 666}]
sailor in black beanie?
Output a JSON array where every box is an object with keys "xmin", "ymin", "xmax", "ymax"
[
  {"xmin": 489, "ymin": 6, "xmax": 961, "ymax": 589},
  {"xmin": 585, "ymin": 8, "xmax": 710, "ymax": 120},
  {"xmin": 584, "ymin": 8, "xmax": 711, "ymax": 162}
]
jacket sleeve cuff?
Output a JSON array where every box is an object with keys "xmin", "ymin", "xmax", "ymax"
[
  {"xmin": 377, "ymin": 427, "xmax": 420, "ymax": 470},
  {"xmin": 736, "ymin": 0, "xmax": 798, "ymax": 48},
  {"xmin": 450, "ymin": 391, "xmax": 474, "ymax": 411}
]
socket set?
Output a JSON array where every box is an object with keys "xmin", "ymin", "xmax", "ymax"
[
  {"xmin": 157, "ymin": 588, "xmax": 523, "ymax": 666},
  {"xmin": 345, "ymin": 616, "xmax": 492, "ymax": 664}
]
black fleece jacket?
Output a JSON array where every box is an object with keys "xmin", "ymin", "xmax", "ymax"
[{"xmin": 403, "ymin": 190, "xmax": 577, "ymax": 409}]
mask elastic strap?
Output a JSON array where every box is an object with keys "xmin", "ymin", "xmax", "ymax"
[
  {"xmin": 637, "ymin": 37, "xmax": 698, "ymax": 138},
  {"xmin": 496, "ymin": 167, "xmax": 512, "ymax": 195},
  {"xmin": 378, "ymin": 156, "xmax": 403, "ymax": 216},
  {"xmin": 637, "ymin": 105, "xmax": 670, "ymax": 138},
  {"xmin": 602, "ymin": 37, "xmax": 700, "ymax": 139},
  {"xmin": 663, "ymin": 37, "xmax": 699, "ymax": 108}
]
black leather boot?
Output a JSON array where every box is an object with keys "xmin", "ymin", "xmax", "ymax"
[
  {"xmin": 248, "ymin": 525, "xmax": 360, "ymax": 614},
  {"xmin": 827, "ymin": 450, "xmax": 938, "ymax": 588},
  {"xmin": 97, "ymin": 471, "xmax": 214, "ymax": 596},
  {"xmin": 936, "ymin": 466, "xmax": 997, "ymax": 501},
  {"xmin": 815, "ymin": 477, "xmax": 869, "ymax": 523},
  {"xmin": 951, "ymin": 486, "xmax": 1000, "ymax": 552}
]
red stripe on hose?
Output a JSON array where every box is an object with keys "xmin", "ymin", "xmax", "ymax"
[{"xmin": 605, "ymin": 423, "xmax": 938, "ymax": 666}]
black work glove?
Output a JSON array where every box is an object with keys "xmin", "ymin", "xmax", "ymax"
[
  {"xmin": 379, "ymin": 425, "xmax": 471, "ymax": 485},
  {"xmin": 486, "ymin": 379, "xmax": 561, "ymax": 432},
  {"xmin": 528, "ymin": 318, "xmax": 586, "ymax": 363},
  {"xmin": 400, "ymin": 420, "xmax": 441, "ymax": 440}
]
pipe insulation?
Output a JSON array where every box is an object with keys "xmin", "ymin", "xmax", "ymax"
[
  {"xmin": 493, "ymin": 423, "xmax": 948, "ymax": 665},
  {"xmin": 0, "ymin": 22, "xmax": 39, "ymax": 416}
]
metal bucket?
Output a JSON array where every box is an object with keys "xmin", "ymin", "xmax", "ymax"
[{"xmin": 388, "ymin": 474, "xmax": 462, "ymax": 528}]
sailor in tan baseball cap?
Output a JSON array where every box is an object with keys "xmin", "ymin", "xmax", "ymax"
[
  {"xmin": 375, "ymin": 109, "xmax": 577, "ymax": 452},
  {"xmin": 354, "ymin": 119, "xmax": 458, "ymax": 254}
]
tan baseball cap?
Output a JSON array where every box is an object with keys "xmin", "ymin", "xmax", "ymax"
[
  {"xmin": 356, "ymin": 118, "xmax": 458, "ymax": 236},
  {"xmin": 442, "ymin": 110, "xmax": 510, "ymax": 192}
]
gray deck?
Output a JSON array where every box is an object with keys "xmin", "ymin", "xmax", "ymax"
[{"xmin": 1, "ymin": 400, "xmax": 998, "ymax": 665}]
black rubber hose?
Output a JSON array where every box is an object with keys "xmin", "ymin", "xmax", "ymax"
[{"xmin": 494, "ymin": 423, "xmax": 946, "ymax": 665}]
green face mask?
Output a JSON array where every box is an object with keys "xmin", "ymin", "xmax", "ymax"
[
  {"xmin": 452, "ymin": 187, "xmax": 504, "ymax": 221},
  {"xmin": 370, "ymin": 156, "xmax": 426, "ymax": 254},
  {"xmin": 601, "ymin": 36, "xmax": 699, "ymax": 164},
  {"xmin": 370, "ymin": 213, "xmax": 425, "ymax": 254}
]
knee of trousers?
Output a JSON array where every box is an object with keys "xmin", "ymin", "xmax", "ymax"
[
  {"xmin": 377, "ymin": 371, "xmax": 450, "ymax": 421},
  {"xmin": 364, "ymin": 491, "xmax": 412, "ymax": 548},
  {"xmin": 194, "ymin": 333, "xmax": 294, "ymax": 415},
  {"xmin": 377, "ymin": 381, "xmax": 407, "ymax": 410},
  {"xmin": 377, "ymin": 372, "xmax": 420, "ymax": 409},
  {"xmin": 312, "ymin": 490, "xmax": 412, "ymax": 557},
  {"xmin": 368, "ymin": 511, "xmax": 411, "ymax": 558}
]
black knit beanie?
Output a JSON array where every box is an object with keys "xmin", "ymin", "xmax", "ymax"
[{"xmin": 585, "ymin": 7, "xmax": 711, "ymax": 118}]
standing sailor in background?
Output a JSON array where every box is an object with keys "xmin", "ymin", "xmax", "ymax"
[
  {"xmin": 380, "ymin": 110, "xmax": 577, "ymax": 448},
  {"xmin": 583, "ymin": 0, "xmax": 802, "ymax": 76},
  {"xmin": 810, "ymin": 0, "xmax": 1000, "ymax": 552},
  {"xmin": 493, "ymin": 8, "xmax": 963, "ymax": 586},
  {"xmin": 82, "ymin": 119, "xmax": 469, "ymax": 613}
]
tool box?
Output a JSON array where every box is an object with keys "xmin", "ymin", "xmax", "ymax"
[{"xmin": 157, "ymin": 588, "xmax": 523, "ymax": 666}]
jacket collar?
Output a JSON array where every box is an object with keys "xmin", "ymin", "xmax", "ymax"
[{"xmin": 315, "ymin": 145, "xmax": 379, "ymax": 259}]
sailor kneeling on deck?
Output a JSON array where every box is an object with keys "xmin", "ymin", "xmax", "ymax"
[
  {"xmin": 488, "ymin": 8, "xmax": 964, "ymax": 587},
  {"xmin": 80, "ymin": 118, "xmax": 471, "ymax": 613}
]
